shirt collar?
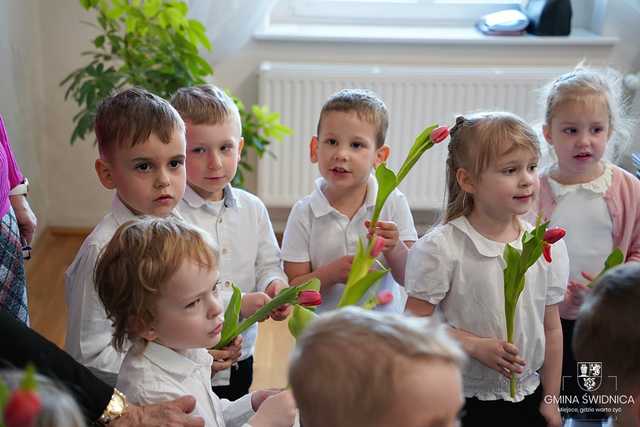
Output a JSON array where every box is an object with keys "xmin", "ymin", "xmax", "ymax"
[
  {"xmin": 112, "ymin": 194, "xmax": 185, "ymax": 224},
  {"xmin": 182, "ymin": 184, "xmax": 239, "ymax": 209},
  {"xmin": 549, "ymin": 161, "xmax": 613, "ymax": 197},
  {"xmin": 143, "ymin": 342, "xmax": 212, "ymax": 380},
  {"xmin": 111, "ymin": 195, "xmax": 138, "ymax": 225},
  {"xmin": 309, "ymin": 174, "xmax": 378, "ymax": 218},
  {"xmin": 449, "ymin": 216, "xmax": 526, "ymax": 258}
]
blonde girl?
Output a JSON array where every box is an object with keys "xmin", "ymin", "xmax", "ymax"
[
  {"xmin": 536, "ymin": 65, "xmax": 640, "ymax": 422},
  {"xmin": 406, "ymin": 112, "xmax": 569, "ymax": 427}
]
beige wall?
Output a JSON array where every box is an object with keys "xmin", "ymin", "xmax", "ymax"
[{"xmin": 0, "ymin": 0, "xmax": 638, "ymax": 230}]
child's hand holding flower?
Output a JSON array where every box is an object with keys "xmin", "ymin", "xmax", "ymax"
[
  {"xmin": 209, "ymin": 335, "xmax": 243, "ymax": 373},
  {"xmin": 240, "ymin": 292, "xmax": 272, "ymax": 322},
  {"xmin": 365, "ymin": 220, "xmax": 400, "ymax": 255},
  {"xmin": 265, "ymin": 280, "xmax": 292, "ymax": 321}
]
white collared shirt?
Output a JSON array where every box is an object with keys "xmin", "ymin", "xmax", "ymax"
[
  {"xmin": 406, "ymin": 216, "xmax": 569, "ymax": 402},
  {"xmin": 282, "ymin": 175, "xmax": 418, "ymax": 313},
  {"xmin": 178, "ymin": 185, "xmax": 287, "ymax": 361},
  {"xmin": 117, "ymin": 342, "xmax": 254, "ymax": 427},
  {"xmin": 64, "ymin": 196, "xmax": 183, "ymax": 374},
  {"xmin": 548, "ymin": 162, "xmax": 613, "ymax": 287}
]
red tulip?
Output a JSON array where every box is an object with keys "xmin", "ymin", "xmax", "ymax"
[
  {"xmin": 430, "ymin": 126, "xmax": 449, "ymax": 144},
  {"xmin": 543, "ymin": 227, "xmax": 566, "ymax": 244},
  {"xmin": 376, "ymin": 290, "xmax": 394, "ymax": 305},
  {"xmin": 370, "ymin": 236, "xmax": 385, "ymax": 258},
  {"xmin": 542, "ymin": 242, "xmax": 552, "ymax": 263},
  {"xmin": 297, "ymin": 290, "xmax": 322, "ymax": 307},
  {"xmin": 4, "ymin": 389, "xmax": 41, "ymax": 427}
]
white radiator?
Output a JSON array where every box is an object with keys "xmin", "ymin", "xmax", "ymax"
[{"xmin": 257, "ymin": 62, "xmax": 566, "ymax": 210}]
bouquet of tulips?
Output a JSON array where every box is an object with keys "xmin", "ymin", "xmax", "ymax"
[{"xmin": 502, "ymin": 217, "xmax": 566, "ymax": 398}]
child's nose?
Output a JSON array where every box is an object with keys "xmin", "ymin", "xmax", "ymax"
[
  {"xmin": 208, "ymin": 152, "xmax": 222, "ymax": 169},
  {"xmin": 155, "ymin": 169, "xmax": 171, "ymax": 188},
  {"xmin": 207, "ymin": 294, "xmax": 223, "ymax": 318}
]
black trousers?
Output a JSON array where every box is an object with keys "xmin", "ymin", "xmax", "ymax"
[
  {"xmin": 461, "ymin": 385, "xmax": 546, "ymax": 427},
  {"xmin": 212, "ymin": 356, "xmax": 254, "ymax": 401}
]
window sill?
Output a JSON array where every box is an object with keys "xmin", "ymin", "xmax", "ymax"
[{"xmin": 254, "ymin": 24, "xmax": 618, "ymax": 47}]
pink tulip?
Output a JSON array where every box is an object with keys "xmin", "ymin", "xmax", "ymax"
[
  {"xmin": 430, "ymin": 126, "xmax": 449, "ymax": 144},
  {"xmin": 376, "ymin": 290, "xmax": 394, "ymax": 305},
  {"xmin": 297, "ymin": 290, "xmax": 322, "ymax": 307},
  {"xmin": 543, "ymin": 227, "xmax": 566, "ymax": 244},
  {"xmin": 370, "ymin": 236, "xmax": 385, "ymax": 258}
]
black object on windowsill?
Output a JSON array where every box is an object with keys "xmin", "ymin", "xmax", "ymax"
[{"xmin": 524, "ymin": 0, "xmax": 572, "ymax": 36}]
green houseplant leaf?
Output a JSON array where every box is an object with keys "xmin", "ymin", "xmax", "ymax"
[{"xmin": 61, "ymin": 0, "xmax": 291, "ymax": 188}]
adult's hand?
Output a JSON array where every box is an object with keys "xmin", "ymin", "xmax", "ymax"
[
  {"xmin": 111, "ymin": 396, "xmax": 204, "ymax": 427},
  {"xmin": 10, "ymin": 195, "xmax": 37, "ymax": 245}
]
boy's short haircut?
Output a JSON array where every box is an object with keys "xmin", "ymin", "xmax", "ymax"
[
  {"xmin": 317, "ymin": 89, "xmax": 389, "ymax": 148},
  {"xmin": 170, "ymin": 84, "xmax": 241, "ymax": 131},
  {"xmin": 94, "ymin": 216, "xmax": 218, "ymax": 352},
  {"xmin": 289, "ymin": 307, "xmax": 465, "ymax": 427},
  {"xmin": 94, "ymin": 87, "xmax": 185, "ymax": 159},
  {"xmin": 573, "ymin": 263, "xmax": 640, "ymax": 394}
]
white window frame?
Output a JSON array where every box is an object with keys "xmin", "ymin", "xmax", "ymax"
[{"xmin": 272, "ymin": 0, "xmax": 526, "ymax": 26}]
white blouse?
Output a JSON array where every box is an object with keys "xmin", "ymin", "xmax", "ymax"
[{"xmin": 406, "ymin": 216, "xmax": 569, "ymax": 402}]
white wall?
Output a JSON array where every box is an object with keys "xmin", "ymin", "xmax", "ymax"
[{"xmin": 1, "ymin": 0, "xmax": 639, "ymax": 230}]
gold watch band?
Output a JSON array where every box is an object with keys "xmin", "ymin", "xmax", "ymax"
[{"xmin": 99, "ymin": 388, "xmax": 128, "ymax": 425}]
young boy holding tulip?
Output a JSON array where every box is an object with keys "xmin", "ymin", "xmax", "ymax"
[
  {"xmin": 281, "ymin": 89, "xmax": 417, "ymax": 313},
  {"xmin": 289, "ymin": 307, "xmax": 466, "ymax": 427},
  {"xmin": 96, "ymin": 217, "xmax": 296, "ymax": 427},
  {"xmin": 171, "ymin": 84, "xmax": 290, "ymax": 400}
]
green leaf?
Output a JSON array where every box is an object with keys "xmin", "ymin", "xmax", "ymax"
[
  {"xmin": 338, "ymin": 269, "xmax": 388, "ymax": 308},
  {"xmin": 288, "ymin": 304, "xmax": 318, "ymax": 339},
  {"xmin": 588, "ymin": 248, "xmax": 624, "ymax": 288},
  {"xmin": 218, "ymin": 283, "xmax": 242, "ymax": 349},
  {"xmin": 369, "ymin": 163, "xmax": 397, "ymax": 230}
]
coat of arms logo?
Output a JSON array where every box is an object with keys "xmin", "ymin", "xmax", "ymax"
[{"xmin": 577, "ymin": 362, "xmax": 602, "ymax": 392}]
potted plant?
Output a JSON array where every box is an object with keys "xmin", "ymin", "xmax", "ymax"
[{"xmin": 61, "ymin": 0, "xmax": 290, "ymax": 187}]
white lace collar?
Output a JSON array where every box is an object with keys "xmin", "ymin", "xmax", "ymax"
[{"xmin": 548, "ymin": 162, "xmax": 613, "ymax": 197}]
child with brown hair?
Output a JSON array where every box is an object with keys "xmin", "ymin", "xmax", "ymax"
[
  {"xmin": 405, "ymin": 112, "xmax": 569, "ymax": 427},
  {"xmin": 96, "ymin": 216, "xmax": 296, "ymax": 427},
  {"xmin": 282, "ymin": 88, "xmax": 417, "ymax": 313}
]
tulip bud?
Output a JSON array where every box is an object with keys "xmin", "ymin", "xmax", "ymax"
[
  {"xmin": 297, "ymin": 290, "xmax": 322, "ymax": 307},
  {"xmin": 543, "ymin": 227, "xmax": 566, "ymax": 244},
  {"xmin": 542, "ymin": 242, "xmax": 552, "ymax": 263},
  {"xmin": 370, "ymin": 236, "xmax": 385, "ymax": 258},
  {"xmin": 430, "ymin": 126, "xmax": 449, "ymax": 144},
  {"xmin": 376, "ymin": 290, "xmax": 394, "ymax": 305},
  {"xmin": 4, "ymin": 389, "xmax": 41, "ymax": 427}
]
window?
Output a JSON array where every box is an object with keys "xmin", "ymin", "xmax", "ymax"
[{"xmin": 271, "ymin": 0, "xmax": 526, "ymax": 26}]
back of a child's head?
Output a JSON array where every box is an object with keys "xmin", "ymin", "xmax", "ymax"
[
  {"xmin": 317, "ymin": 88, "xmax": 388, "ymax": 148},
  {"xmin": 288, "ymin": 307, "xmax": 465, "ymax": 427},
  {"xmin": 444, "ymin": 111, "xmax": 539, "ymax": 222},
  {"xmin": 95, "ymin": 216, "xmax": 217, "ymax": 351},
  {"xmin": 94, "ymin": 87, "xmax": 185, "ymax": 159},
  {"xmin": 574, "ymin": 263, "xmax": 640, "ymax": 394},
  {"xmin": 0, "ymin": 370, "xmax": 85, "ymax": 427},
  {"xmin": 539, "ymin": 64, "xmax": 632, "ymax": 167},
  {"xmin": 170, "ymin": 84, "xmax": 241, "ymax": 130}
]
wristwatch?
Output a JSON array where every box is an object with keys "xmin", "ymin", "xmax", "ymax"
[
  {"xmin": 98, "ymin": 388, "xmax": 128, "ymax": 425},
  {"xmin": 9, "ymin": 178, "xmax": 29, "ymax": 196}
]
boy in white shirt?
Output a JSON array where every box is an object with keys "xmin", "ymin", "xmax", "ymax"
[
  {"xmin": 172, "ymin": 85, "xmax": 290, "ymax": 400},
  {"xmin": 95, "ymin": 217, "xmax": 296, "ymax": 427},
  {"xmin": 281, "ymin": 89, "xmax": 417, "ymax": 313},
  {"xmin": 64, "ymin": 88, "xmax": 188, "ymax": 382}
]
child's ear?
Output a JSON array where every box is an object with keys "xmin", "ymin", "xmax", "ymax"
[
  {"xmin": 131, "ymin": 316, "xmax": 157, "ymax": 342},
  {"xmin": 237, "ymin": 137, "xmax": 245, "ymax": 155},
  {"xmin": 542, "ymin": 124, "xmax": 552, "ymax": 145},
  {"xmin": 309, "ymin": 136, "xmax": 319, "ymax": 163},
  {"xmin": 95, "ymin": 158, "xmax": 116, "ymax": 190},
  {"xmin": 456, "ymin": 168, "xmax": 476, "ymax": 194},
  {"xmin": 375, "ymin": 145, "xmax": 390, "ymax": 166}
]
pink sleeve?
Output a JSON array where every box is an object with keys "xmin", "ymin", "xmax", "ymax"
[{"xmin": 0, "ymin": 114, "xmax": 24, "ymax": 188}]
